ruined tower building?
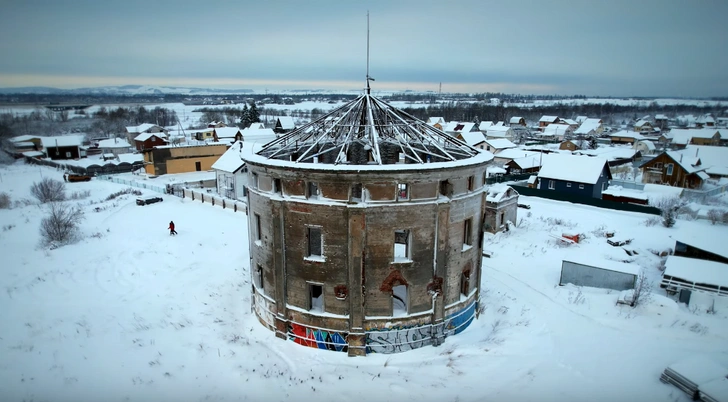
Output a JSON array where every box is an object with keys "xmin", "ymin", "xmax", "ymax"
[{"xmin": 242, "ymin": 93, "xmax": 494, "ymax": 356}]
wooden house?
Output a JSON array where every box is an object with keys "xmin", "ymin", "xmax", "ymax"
[
  {"xmin": 41, "ymin": 135, "xmax": 84, "ymax": 160},
  {"xmin": 212, "ymin": 127, "xmax": 244, "ymax": 145},
  {"xmin": 207, "ymin": 121, "xmax": 227, "ymax": 128},
  {"xmin": 427, "ymin": 117, "xmax": 445, "ymax": 130},
  {"xmin": 574, "ymin": 118, "xmax": 604, "ymax": 137},
  {"xmin": 97, "ymin": 138, "xmax": 133, "ymax": 156},
  {"xmin": 633, "ymin": 120, "xmax": 653, "ymax": 133},
  {"xmin": 505, "ymin": 155, "xmax": 543, "ymax": 174},
  {"xmin": 509, "ymin": 117, "xmax": 526, "ymax": 127},
  {"xmin": 483, "ymin": 138, "xmax": 516, "ymax": 154},
  {"xmin": 559, "ymin": 140, "xmax": 580, "ymax": 151},
  {"xmin": 538, "ymin": 115, "xmax": 559, "ymax": 128},
  {"xmin": 537, "ymin": 154, "xmax": 611, "ymax": 198},
  {"xmin": 610, "ymin": 130, "xmax": 645, "ymax": 145},
  {"xmin": 142, "ymin": 143, "xmax": 228, "ymax": 176},
  {"xmin": 639, "ymin": 151, "xmax": 708, "ymax": 189},
  {"xmin": 125, "ymin": 123, "xmax": 168, "ymax": 145},
  {"xmin": 134, "ymin": 132, "xmax": 168, "ymax": 152},
  {"xmin": 484, "ymin": 185, "xmax": 519, "ymax": 233},
  {"xmin": 274, "ymin": 116, "xmax": 296, "ymax": 133}
]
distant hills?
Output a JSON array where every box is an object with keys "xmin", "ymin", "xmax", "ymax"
[{"xmin": 0, "ymin": 85, "xmax": 256, "ymax": 96}]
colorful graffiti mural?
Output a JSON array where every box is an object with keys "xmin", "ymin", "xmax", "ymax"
[
  {"xmin": 365, "ymin": 300, "xmax": 476, "ymax": 354},
  {"xmin": 288, "ymin": 322, "xmax": 348, "ymax": 352}
]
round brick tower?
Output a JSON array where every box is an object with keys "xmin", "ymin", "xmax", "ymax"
[{"xmin": 242, "ymin": 94, "xmax": 493, "ymax": 356}]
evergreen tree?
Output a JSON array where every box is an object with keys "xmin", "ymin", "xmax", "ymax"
[
  {"xmin": 248, "ymin": 102, "xmax": 260, "ymax": 124},
  {"xmin": 239, "ymin": 104, "xmax": 250, "ymax": 128}
]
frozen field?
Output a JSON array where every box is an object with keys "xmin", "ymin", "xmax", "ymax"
[{"xmin": 1, "ymin": 161, "xmax": 727, "ymax": 402}]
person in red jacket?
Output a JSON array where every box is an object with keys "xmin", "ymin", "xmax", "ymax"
[{"xmin": 168, "ymin": 221, "xmax": 177, "ymax": 236}]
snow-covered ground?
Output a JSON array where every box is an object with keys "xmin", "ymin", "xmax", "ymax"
[{"xmin": 1, "ymin": 161, "xmax": 727, "ymax": 402}]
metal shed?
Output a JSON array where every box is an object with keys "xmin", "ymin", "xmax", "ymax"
[{"xmin": 559, "ymin": 259, "xmax": 639, "ymax": 291}]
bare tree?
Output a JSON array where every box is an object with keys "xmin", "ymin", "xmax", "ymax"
[
  {"xmin": 0, "ymin": 192, "xmax": 10, "ymax": 209},
  {"xmin": 707, "ymin": 209, "xmax": 722, "ymax": 225},
  {"xmin": 39, "ymin": 202, "xmax": 85, "ymax": 247},
  {"xmin": 654, "ymin": 196, "xmax": 684, "ymax": 228},
  {"xmin": 30, "ymin": 178, "xmax": 66, "ymax": 203},
  {"xmin": 630, "ymin": 269, "xmax": 653, "ymax": 307}
]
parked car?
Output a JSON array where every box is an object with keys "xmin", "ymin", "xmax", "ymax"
[
  {"xmin": 136, "ymin": 196, "xmax": 163, "ymax": 206},
  {"xmin": 67, "ymin": 173, "xmax": 92, "ymax": 182}
]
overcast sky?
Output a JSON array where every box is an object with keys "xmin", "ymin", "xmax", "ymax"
[{"xmin": 1, "ymin": 0, "xmax": 727, "ymax": 97}]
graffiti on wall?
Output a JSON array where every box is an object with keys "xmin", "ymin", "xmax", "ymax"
[
  {"xmin": 288, "ymin": 322, "xmax": 348, "ymax": 352},
  {"xmin": 365, "ymin": 300, "xmax": 476, "ymax": 354},
  {"xmin": 253, "ymin": 291, "xmax": 276, "ymax": 331}
]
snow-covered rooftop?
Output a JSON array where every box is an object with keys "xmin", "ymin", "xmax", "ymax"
[
  {"xmin": 276, "ymin": 116, "xmax": 295, "ymax": 130},
  {"xmin": 97, "ymin": 138, "xmax": 131, "ymax": 149},
  {"xmin": 610, "ymin": 130, "xmax": 646, "ymax": 140},
  {"xmin": 509, "ymin": 117, "xmax": 524, "ymax": 124},
  {"xmin": 664, "ymin": 256, "xmax": 728, "ymax": 289},
  {"xmin": 485, "ymin": 184, "xmax": 518, "ymax": 203},
  {"xmin": 40, "ymin": 135, "xmax": 84, "ymax": 148},
  {"xmin": 537, "ymin": 154, "xmax": 608, "ymax": 184},
  {"xmin": 255, "ymin": 94, "xmax": 484, "ymax": 166},
  {"xmin": 212, "ymin": 141, "xmax": 246, "ymax": 173},
  {"xmin": 125, "ymin": 123, "xmax": 164, "ymax": 134},
  {"xmin": 563, "ymin": 258, "xmax": 640, "ymax": 276},
  {"xmin": 459, "ymin": 131, "xmax": 486, "ymax": 147},
  {"xmin": 494, "ymin": 148, "xmax": 539, "ymax": 159},
  {"xmin": 134, "ymin": 132, "xmax": 167, "ymax": 142},
  {"xmin": 484, "ymin": 138, "xmax": 516, "ymax": 150},
  {"xmin": 542, "ymin": 124, "xmax": 571, "ymax": 136},
  {"xmin": 214, "ymin": 127, "xmax": 242, "ymax": 139},
  {"xmin": 539, "ymin": 115, "xmax": 558, "ymax": 123},
  {"xmin": 575, "ymin": 118, "xmax": 602, "ymax": 135}
]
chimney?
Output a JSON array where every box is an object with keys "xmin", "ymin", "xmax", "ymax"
[
  {"xmin": 696, "ymin": 148, "xmax": 699, "ymax": 157},
  {"xmin": 680, "ymin": 154, "xmax": 683, "ymax": 163}
]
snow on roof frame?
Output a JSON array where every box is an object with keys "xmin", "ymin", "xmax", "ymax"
[{"xmin": 257, "ymin": 94, "xmax": 481, "ymax": 166}]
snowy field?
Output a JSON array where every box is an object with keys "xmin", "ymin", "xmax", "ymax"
[{"xmin": 1, "ymin": 161, "xmax": 727, "ymax": 402}]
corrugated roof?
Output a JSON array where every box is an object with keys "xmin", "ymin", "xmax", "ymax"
[{"xmin": 537, "ymin": 154, "xmax": 609, "ymax": 184}]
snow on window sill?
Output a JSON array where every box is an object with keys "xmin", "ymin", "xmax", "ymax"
[
  {"xmin": 462, "ymin": 244, "xmax": 473, "ymax": 252},
  {"xmin": 391, "ymin": 257, "xmax": 413, "ymax": 264},
  {"xmin": 255, "ymin": 240, "xmax": 262, "ymax": 247},
  {"xmin": 304, "ymin": 255, "xmax": 326, "ymax": 263}
]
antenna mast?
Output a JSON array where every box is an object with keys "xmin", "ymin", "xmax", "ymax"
[{"xmin": 366, "ymin": 11, "xmax": 373, "ymax": 94}]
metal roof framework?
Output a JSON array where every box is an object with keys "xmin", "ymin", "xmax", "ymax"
[{"xmin": 257, "ymin": 94, "xmax": 480, "ymax": 165}]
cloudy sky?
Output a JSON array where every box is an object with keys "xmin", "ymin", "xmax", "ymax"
[{"xmin": 1, "ymin": 0, "xmax": 727, "ymax": 97}]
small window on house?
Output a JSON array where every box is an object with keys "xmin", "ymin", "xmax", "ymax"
[
  {"xmin": 313, "ymin": 156, "xmax": 319, "ymax": 163},
  {"xmin": 352, "ymin": 183, "xmax": 362, "ymax": 201},
  {"xmin": 666, "ymin": 163, "xmax": 674, "ymax": 176},
  {"xmin": 397, "ymin": 183, "xmax": 409, "ymax": 200},
  {"xmin": 392, "ymin": 285, "xmax": 408, "ymax": 315},
  {"xmin": 195, "ymin": 161, "xmax": 202, "ymax": 171},
  {"xmin": 308, "ymin": 182, "xmax": 320, "ymax": 198},
  {"xmin": 251, "ymin": 172, "xmax": 259, "ymax": 189},
  {"xmin": 654, "ymin": 162, "xmax": 663, "ymax": 169},
  {"xmin": 566, "ymin": 182, "xmax": 572, "ymax": 188},
  {"xmin": 309, "ymin": 283, "xmax": 323, "ymax": 312},
  {"xmin": 579, "ymin": 184, "xmax": 585, "ymax": 189},
  {"xmin": 254, "ymin": 214, "xmax": 262, "ymax": 241},
  {"xmin": 548, "ymin": 180, "xmax": 555, "ymax": 190},
  {"xmin": 273, "ymin": 178, "xmax": 281, "ymax": 194},
  {"xmin": 393, "ymin": 229, "xmax": 411, "ymax": 261},
  {"xmin": 256, "ymin": 265, "xmax": 263, "ymax": 290},
  {"xmin": 467, "ymin": 176, "xmax": 475, "ymax": 191},
  {"xmin": 307, "ymin": 227, "xmax": 323, "ymax": 257},
  {"xmin": 463, "ymin": 218, "xmax": 473, "ymax": 246},
  {"xmin": 398, "ymin": 152, "xmax": 405, "ymax": 164}
]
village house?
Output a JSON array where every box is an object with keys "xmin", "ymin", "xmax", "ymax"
[
  {"xmin": 134, "ymin": 132, "xmax": 168, "ymax": 152},
  {"xmin": 509, "ymin": 117, "xmax": 526, "ymax": 127},
  {"xmin": 492, "ymin": 148, "xmax": 540, "ymax": 166},
  {"xmin": 483, "ymin": 138, "xmax": 517, "ymax": 154},
  {"xmin": 639, "ymin": 151, "xmax": 708, "ymax": 189},
  {"xmin": 601, "ymin": 183, "xmax": 683, "ymax": 205},
  {"xmin": 673, "ymin": 145, "xmax": 728, "ymax": 179},
  {"xmin": 478, "ymin": 121, "xmax": 494, "ymax": 132},
  {"xmin": 538, "ymin": 123, "xmax": 572, "ymax": 141},
  {"xmin": 537, "ymin": 154, "xmax": 611, "ymax": 198},
  {"xmin": 211, "ymin": 141, "xmax": 248, "ymax": 201},
  {"xmin": 484, "ymin": 184, "xmax": 519, "ymax": 233},
  {"xmin": 142, "ymin": 143, "xmax": 228, "ymax": 176},
  {"xmin": 633, "ymin": 139, "xmax": 657, "ymax": 155},
  {"xmin": 426, "ymin": 117, "xmax": 445, "ymax": 130},
  {"xmin": 559, "ymin": 140, "xmax": 580, "ymax": 151},
  {"xmin": 505, "ymin": 154, "xmax": 543, "ymax": 175},
  {"xmin": 673, "ymin": 234, "xmax": 728, "ymax": 265},
  {"xmin": 655, "ymin": 114, "xmax": 669, "ymax": 130},
  {"xmin": 7, "ymin": 135, "xmax": 43, "ymax": 157},
  {"xmin": 274, "ymin": 116, "xmax": 296, "ymax": 133},
  {"xmin": 538, "ymin": 115, "xmax": 559, "ymax": 128},
  {"xmin": 695, "ymin": 115, "xmax": 716, "ymax": 128},
  {"xmin": 633, "ymin": 119, "xmax": 653, "ymax": 133},
  {"xmin": 240, "ymin": 128, "xmax": 277, "ymax": 145},
  {"xmin": 41, "ymin": 135, "xmax": 84, "ymax": 160},
  {"xmin": 575, "ymin": 147, "xmax": 642, "ymax": 167},
  {"xmin": 668, "ymin": 128, "xmax": 721, "ymax": 147},
  {"xmin": 212, "ymin": 127, "xmax": 244, "ymax": 145},
  {"xmin": 96, "ymin": 138, "xmax": 133, "ymax": 157},
  {"xmin": 574, "ymin": 118, "xmax": 604, "ymax": 137},
  {"xmin": 610, "ymin": 130, "xmax": 645, "ymax": 145},
  {"xmin": 443, "ymin": 121, "xmax": 478, "ymax": 137},
  {"xmin": 207, "ymin": 121, "xmax": 227, "ymax": 129},
  {"xmin": 660, "ymin": 257, "xmax": 728, "ymax": 306},
  {"xmin": 457, "ymin": 131, "xmax": 487, "ymax": 150},
  {"xmin": 484, "ymin": 124, "xmax": 515, "ymax": 140},
  {"xmin": 125, "ymin": 123, "xmax": 168, "ymax": 145},
  {"xmin": 248, "ymin": 122, "xmax": 266, "ymax": 130},
  {"xmin": 558, "ymin": 118, "xmax": 580, "ymax": 130}
]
